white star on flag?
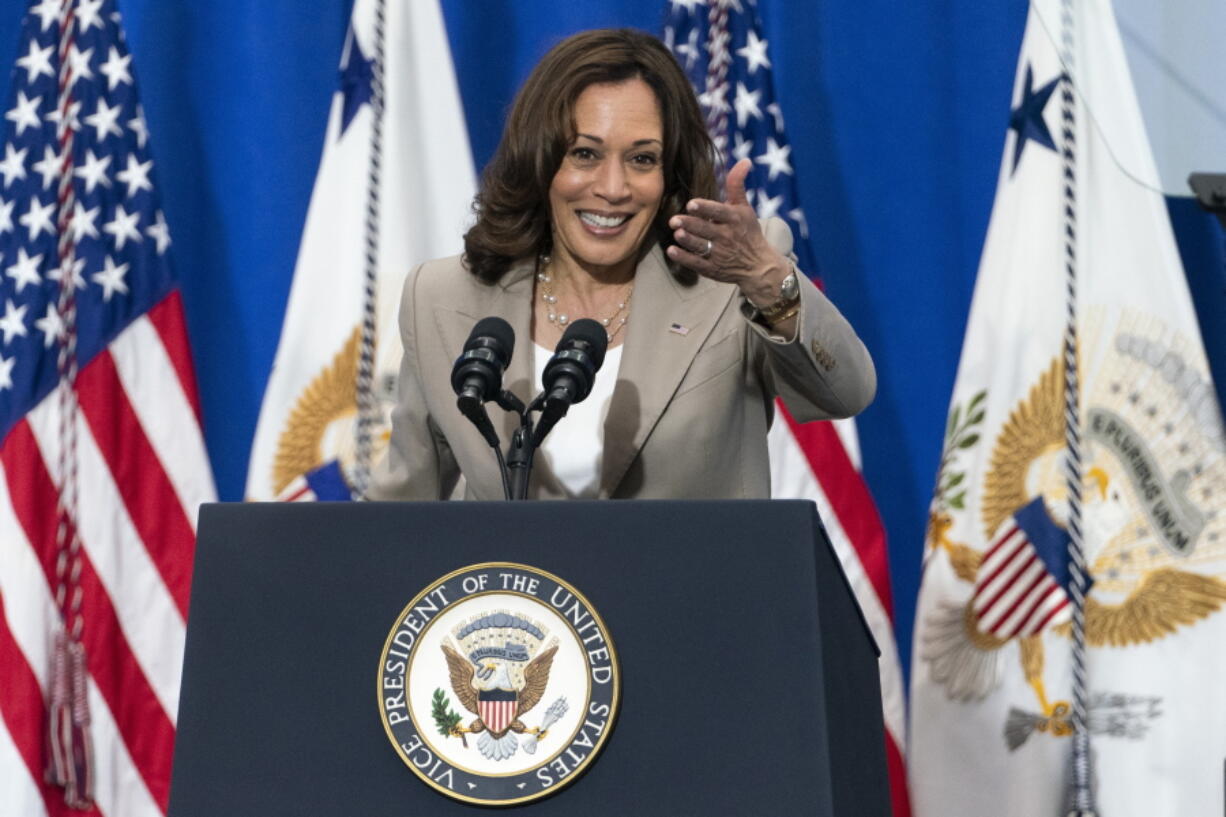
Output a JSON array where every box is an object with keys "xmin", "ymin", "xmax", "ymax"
[
  {"xmin": 48, "ymin": 255, "xmax": 86, "ymax": 291},
  {"xmin": 85, "ymin": 98, "xmax": 123, "ymax": 140},
  {"xmin": 18, "ymin": 197, "xmax": 54, "ymax": 241},
  {"xmin": 5, "ymin": 91, "xmax": 42, "ymax": 137},
  {"xmin": 146, "ymin": 209, "xmax": 171, "ymax": 253},
  {"xmin": 733, "ymin": 81, "xmax": 762, "ymax": 128},
  {"xmin": 15, "ymin": 41, "xmax": 54, "ymax": 83},
  {"xmin": 31, "ymin": 145, "xmax": 60, "ymax": 189},
  {"xmin": 0, "ymin": 299, "xmax": 28, "ymax": 344},
  {"xmin": 47, "ymin": 99, "xmax": 82, "ymax": 136},
  {"xmin": 75, "ymin": 0, "xmax": 106, "ymax": 33},
  {"xmin": 67, "ymin": 44, "xmax": 95, "ymax": 87},
  {"xmin": 5, "ymin": 247, "xmax": 41, "ymax": 293},
  {"xmin": 98, "ymin": 45, "xmax": 133, "ymax": 90},
  {"xmin": 29, "ymin": 0, "xmax": 59, "ymax": 31},
  {"xmin": 736, "ymin": 29, "xmax": 770, "ymax": 74},
  {"xmin": 33, "ymin": 301, "xmax": 63, "ymax": 347},
  {"xmin": 754, "ymin": 192, "xmax": 782, "ymax": 219},
  {"xmin": 0, "ymin": 144, "xmax": 26, "ymax": 187},
  {"xmin": 75, "ymin": 149, "xmax": 112, "ymax": 193},
  {"xmin": 92, "ymin": 256, "xmax": 129, "ymax": 301},
  {"xmin": 128, "ymin": 107, "xmax": 148, "ymax": 148},
  {"xmin": 70, "ymin": 201, "xmax": 101, "ymax": 241},
  {"xmin": 754, "ymin": 137, "xmax": 793, "ymax": 181},
  {"xmin": 0, "ymin": 354, "xmax": 14, "ymax": 391},
  {"xmin": 104, "ymin": 204, "xmax": 141, "ymax": 250},
  {"xmin": 0, "ymin": 198, "xmax": 12, "ymax": 232},
  {"xmin": 116, "ymin": 154, "xmax": 153, "ymax": 197}
]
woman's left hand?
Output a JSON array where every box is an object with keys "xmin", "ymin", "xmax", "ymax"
[{"xmin": 666, "ymin": 158, "xmax": 791, "ymax": 307}]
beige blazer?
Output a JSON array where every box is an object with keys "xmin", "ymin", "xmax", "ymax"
[{"xmin": 368, "ymin": 219, "xmax": 875, "ymax": 500}]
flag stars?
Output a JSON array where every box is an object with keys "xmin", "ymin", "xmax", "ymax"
[
  {"xmin": 34, "ymin": 302, "xmax": 64, "ymax": 348},
  {"xmin": 70, "ymin": 201, "xmax": 101, "ymax": 242},
  {"xmin": 49, "ymin": 256, "xmax": 86, "ymax": 291},
  {"xmin": 29, "ymin": 0, "xmax": 60, "ymax": 32},
  {"xmin": 75, "ymin": 149, "xmax": 112, "ymax": 193},
  {"xmin": 146, "ymin": 210, "xmax": 171, "ymax": 253},
  {"xmin": 116, "ymin": 154, "xmax": 153, "ymax": 197},
  {"xmin": 129, "ymin": 107, "xmax": 149, "ymax": 148},
  {"xmin": 99, "ymin": 46, "xmax": 134, "ymax": 91},
  {"xmin": 0, "ymin": 144, "xmax": 27, "ymax": 188},
  {"xmin": 0, "ymin": 198, "xmax": 13, "ymax": 233},
  {"xmin": 675, "ymin": 28, "xmax": 700, "ymax": 70},
  {"xmin": 732, "ymin": 132, "xmax": 754, "ymax": 163},
  {"xmin": 67, "ymin": 45, "xmax": 95, "ymax": 87},
  {"xmin": 47, "ymin": 100, "xmax": 82, "ymax": 137},
  {"xmin": 6, "ymin": 91, "xmax": 42, "ymax": 137},
  {"xmin": 733, "ymin": 82, "xmax": 763, "ymax": 128},
  {"xmin": 15, "ymin": 40, "xmax": 55, "ymax": 83},
  {"xmin": 755, "ymin": 192, "xmax": 783, "ymax": 220},
  {"xmin": 76, "ymin": 0, "xmax": 106, "ymax": 33},
  {"xmin": 32, "ymin": 145, "xmax": 61, "ymax": 189},
  {"xmin": 0, "ymin": 354, "xmax": 14, "ymax": 391},
  {"xmin": 6, "ymin": 248, "xmax": 43, "ymax": 294},
  {"xmin": 85, "ymin": 98, "xmax": 124, "ymax": 141},
  {"xmin": 0, "ymin": 300, "xmax": 28, "ymax": 344},
  {"xmin": 19, "ymin": 196, "xmax": 55, "ymax": 241},
  {"xmin": 104, "ymin": 205, "xmax": 141, "ymax": 250},
  {"xmin": 736, "ymin": 29, "xmax": 771, "ymax": 74},
  {"xmin": 754, "ymin": 137, "xmax": 793, "ymax": 181},
  {"xmin": 766, "ymin": 102, "xmax": 785, "ymax": 133},
  {"xmin": 92, "ymin": 256, "xmax": 130, "ymax": 301}
]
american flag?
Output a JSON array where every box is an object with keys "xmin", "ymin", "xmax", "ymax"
[
  {"xmin": 0, "ymin": 1, "xmax": 214, "ymax": 815},
  {"xmin": 663, "ymin": 2, "xmax": 910, "ymax": 814},
  {"xmin": 972, "ymin": 497, "xmax": 1074, "ymax": 639}
]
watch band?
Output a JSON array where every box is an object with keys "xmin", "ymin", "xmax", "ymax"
[{"xmin": 755, "ymin": 267, "xmax": 801, "ymax": 323}]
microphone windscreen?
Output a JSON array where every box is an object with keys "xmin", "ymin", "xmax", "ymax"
[
  {"xmin": 559, "ymin": 318, "xmax": 608, "ymax": 370},
  {"xmin": 468, "ymin": 316, "xmax": 515, "ymax": 363}
]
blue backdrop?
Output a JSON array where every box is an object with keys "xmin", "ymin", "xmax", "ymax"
[{"xmin": 3, "ymin": 0, "xmax": 1222, "ymax": 681}]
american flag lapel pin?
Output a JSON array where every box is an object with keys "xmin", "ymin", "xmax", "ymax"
[{"xmin": 668, "ymin": 323, "xmax": 689, "ymax": 336}]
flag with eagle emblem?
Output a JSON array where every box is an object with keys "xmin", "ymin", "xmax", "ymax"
[{"xmin": 909, "ymin": 0, "xmax": 1226, "ymax": 815}]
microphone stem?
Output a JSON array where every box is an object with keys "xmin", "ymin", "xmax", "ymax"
[
  {"xmin": 506, "ymin": 424, "xmax": 535, "ymax": 500},
  {"xmin": 494, "ymin": 445, "xmax": 512, "ymax": 501}
]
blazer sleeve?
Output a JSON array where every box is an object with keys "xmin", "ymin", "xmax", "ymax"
[
  {"xmin": 742, "ymin": 218, "xmax": 877, "ymax": 422},
  {"xmin": 367, "ymin": 263, "xmax": 461, "ymax": 500}
]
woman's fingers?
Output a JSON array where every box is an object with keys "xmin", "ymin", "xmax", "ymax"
[{"xmin": 723, "ymin": 158, "xmax": 752, "ymax": 206}]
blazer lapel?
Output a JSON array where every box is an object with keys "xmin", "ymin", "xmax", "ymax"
[{"xmin": 599, "ymin": 246, "xmax": 735, "ymax": 497}]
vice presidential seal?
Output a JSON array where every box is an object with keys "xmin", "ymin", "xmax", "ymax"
[{"xmin": 377, "ymin": 563, "xmax": 619, "ymax": 806}]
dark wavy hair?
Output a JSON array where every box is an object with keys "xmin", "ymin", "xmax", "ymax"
[{"xmin": 463, "ymin": 28, "xmax": 718, "ymax": 284}]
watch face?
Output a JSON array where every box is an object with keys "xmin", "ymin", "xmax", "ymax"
[{"xmin": 780, "ymin": 269, "xmax": 799, "ymax": 300}]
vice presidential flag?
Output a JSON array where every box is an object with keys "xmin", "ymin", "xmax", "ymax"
[
  {"xmin": 664, "ymin": 4, "xmax": 909, "ymax": 815},
  {"xmin": 246, "ymin": 0, "xmax": 476, "ymax": 500},
  {"xmin": 0, "ymin": 0, "xmax": 215, "ymax": 814},
  {"xmin": 910, "ymin": 1, "xmax": 1226, "ymax": 814}
]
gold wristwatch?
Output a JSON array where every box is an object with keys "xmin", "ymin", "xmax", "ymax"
[{"xmin": 754, "ymin": 267, "xmax": 801, "ymax": 326}]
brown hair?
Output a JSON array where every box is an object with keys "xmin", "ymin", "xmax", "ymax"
[{"xmin": 463, "ymin": 28, "xmax": 717, "ymax": 283}]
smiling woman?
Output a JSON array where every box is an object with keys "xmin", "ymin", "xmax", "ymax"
[{"xmin": 368, "ymin": 28, "xmax": 877, "ymax": 501}]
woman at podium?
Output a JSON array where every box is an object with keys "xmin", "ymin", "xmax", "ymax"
[{"xmin": 369, "ymin": 28, "xmax": 874, "ymax": 501}]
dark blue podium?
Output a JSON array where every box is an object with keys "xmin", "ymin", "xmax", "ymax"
[{"xmin": 169, "ymin": 501, "xmax": 890, "ymax": 815}]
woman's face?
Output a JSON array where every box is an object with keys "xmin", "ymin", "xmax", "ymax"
[{"xmin": 548, "ymin": 78, "xmax": 665, "ymax": 279}]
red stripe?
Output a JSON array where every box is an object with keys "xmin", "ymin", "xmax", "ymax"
[
  {"xmin": 75, "ymin": 349, "xmax": 194, "ymax": 617},
  {"xmin": 996, "ymin": 569, "xmax": 1053, "ymax": 639},
  {"xmin": 0, "ymin": 592, "xmax": 106, "ymax": 817},
  {"xmin": 884, "ymin": 731, "xmax": 912, "ymax": 817},
  {"xmin": 1012, "ymin": 584, "xmax": 1064, "ymax": 637},
  {"xmin": 1031, "ymin": 595, "xmax": 1070, "ymax": 633},
  {"xmin": 780, "ymin": 405, "xmax": 894, "ymax": 617},
  {"xmin": 2, "ymin": 420, "xmax": 175, "ymax": 811},
  {"xmin": 974, "ymin": 551, "xmax": 1037, "ymax": 622},
  {"xmin": 146, "ymin": 292, "xmax": 202, "ymax": 422},
  {"xmin": 971, "ymin": 526, "xmax": 1025, "ymax": 601},
  {"xmin": 971, "ymin": 531, "xmax": 1028, "ymax": 607}
]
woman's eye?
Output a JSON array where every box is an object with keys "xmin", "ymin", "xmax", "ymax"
[
  {"xmin": 571, "ymin": 147, "xmax": 598, "ymax": 161},
  {"xmin": 631, "ymin": 153, "xmax": 660, "ymax": 167}
]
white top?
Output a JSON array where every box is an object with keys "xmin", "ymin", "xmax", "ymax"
[{"xmin": 532, "ymin": 342, "xmax": 624, "ymax": 498}]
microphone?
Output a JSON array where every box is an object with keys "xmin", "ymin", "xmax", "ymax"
[
  {"xmin": 532, "ymin": 319, "xmax": 608, "ymax": 446},
  {"xmin": 451, "ymin": 317, "xmax": 515, "ymax": 448}
]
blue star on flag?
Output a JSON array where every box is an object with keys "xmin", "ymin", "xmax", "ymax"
[
  {"xmin": 1008, "ymin": 63, "xmax": 1059, "ymax": 175},
  {"xmin": 338, "ymin": 28, "xmax": 373, "ymax": 137}
]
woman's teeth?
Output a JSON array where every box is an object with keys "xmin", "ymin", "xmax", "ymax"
[{"xmin": 580, "ymin": 212, "xmax": 630, "ymax": 228}]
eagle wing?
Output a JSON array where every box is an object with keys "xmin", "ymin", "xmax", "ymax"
[
  {"xmin": 1086, "ymin": 568, "xmax": 1226, "ymax": 647},
  {"xmin": 441, "ymin": 641, "xmax": 480, "ymax": 714},
  {"xmin": 515, "ymin": 644, "xmax": 558, "ymax": 717}
]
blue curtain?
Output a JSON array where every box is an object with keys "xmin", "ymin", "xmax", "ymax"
[{"xmin": 2, "ymin": 0, "xmax": 1222, "ymax": 679}]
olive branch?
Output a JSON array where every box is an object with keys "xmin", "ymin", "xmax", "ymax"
[
  {"xmin": 431, "ymin": 688, "xmax": 467, "ymax": 747},
  {"xmin": 932, "ymin": 389, "xmax": 987, "ymax": 513}
]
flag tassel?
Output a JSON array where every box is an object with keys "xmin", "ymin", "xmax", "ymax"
[{"xmin": 45, "ymin": 630, "xmax": 94, "ymax": 810}]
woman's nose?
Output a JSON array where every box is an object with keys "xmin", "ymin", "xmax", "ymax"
[{"xmin": 593, "ymin": 159, "xmax": 630, "ymax": 202}]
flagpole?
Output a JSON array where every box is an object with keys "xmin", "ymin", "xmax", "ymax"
[
  {"xmin": 353, "ymin": 0, "xmax": 387, "ymax": 498},
  {"xmin": 1058, "ymin": 0, "xmax": 1096, "ymax": 814}
]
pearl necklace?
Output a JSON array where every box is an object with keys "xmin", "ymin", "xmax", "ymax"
[{"xmin": 536, "ymin": 263, "xmax": 633, "ymax": 343}]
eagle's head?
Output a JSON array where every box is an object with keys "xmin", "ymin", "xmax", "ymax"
[{"xmin": 472, "ymin": 659, "xmax": 516, "ymax": 692}]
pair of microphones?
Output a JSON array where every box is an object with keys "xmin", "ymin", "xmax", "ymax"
[{"xmin": 450, "ymin": 317, "xmax": 609, "ymax": 499}]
